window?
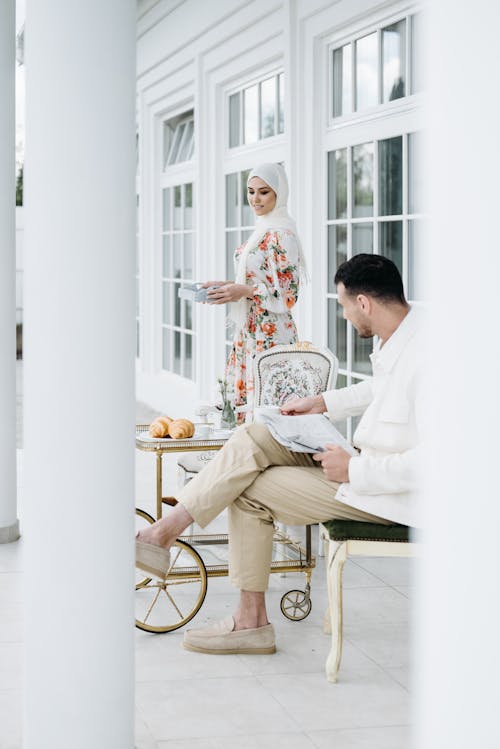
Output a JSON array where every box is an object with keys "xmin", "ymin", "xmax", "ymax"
[
  {"xmin": 161, "ymin": 183, "xmax": 195, "ymax": 379},
  {"xmin": 331, "ymin": 14, "xmax": 420, "ymax": 119},
  {"xmin": 224, "ymin": 170, "xmax": 254, "ymax": 351},
  {"xmin": 163, "ymin": 113, "xmax": 194, "ymax": 168},
  {"xmin": 326, "ymin": 132, "xmax": 423, "ymax": 434},
  {"xmin": 228, "ymin": 73, "xmax": 285, "ymax": 148}
]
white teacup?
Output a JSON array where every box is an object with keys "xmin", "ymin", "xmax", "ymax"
[{"xmin": 195, "ymin": 424, "xmax": 211, "ymax": 439}]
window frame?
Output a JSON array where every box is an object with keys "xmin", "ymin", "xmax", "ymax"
[
  {"xmin": 226, "ymin": 68, "xmax": 285, "ymax": 151},
  {"xmin": 327, "ymin": 10, "xmax": 422, "ymax": 128},
  {"xmin": 319, "ymin": 4, "xmax": 424, "ymax": 439}
]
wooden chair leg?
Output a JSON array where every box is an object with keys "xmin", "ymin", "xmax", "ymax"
[{"xmin": 325, "ymin": 540, "xmax": 347, "ymax": 683}]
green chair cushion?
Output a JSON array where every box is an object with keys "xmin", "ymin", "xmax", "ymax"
[{"xmin": 322, "ymin": 519, "xmax": 411, "ymax": 542}]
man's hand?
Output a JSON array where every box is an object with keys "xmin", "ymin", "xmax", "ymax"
[
  {"xmin": 280, "ymin": 394, "xmax": 326, "ymax": 415},
  {"xmin": 206, "ymin": 283, "xmax": 254, "ymax": 304},
  {"xmin": 313, "ymin": 444, "xmax": 351, "ymax": 483}
]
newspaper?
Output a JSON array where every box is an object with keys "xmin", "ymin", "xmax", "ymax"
[{"xmin": 254, "ymin": 408, "xmax": 358, "ymax": 455}]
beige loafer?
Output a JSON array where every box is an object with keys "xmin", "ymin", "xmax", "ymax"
[
  {"xmin": 135, "ymin": 539, "xmax": 171, "ymax": 579},
  {"xmin": 182, "ymin": 615, "xmax": 276, "ymax": 655}
]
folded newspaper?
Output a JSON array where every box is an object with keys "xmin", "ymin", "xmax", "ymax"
[{"xmin": 254, "ymin": 408, "xmax": 358, "ymax": 455}]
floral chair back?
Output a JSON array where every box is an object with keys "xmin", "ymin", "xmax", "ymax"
[{"xmin": 253, "ymin": 342, "xmax": 338, "ymax": 409}]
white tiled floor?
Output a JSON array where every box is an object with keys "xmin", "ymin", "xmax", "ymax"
[{"xmin": 1, "ymin": 400, "xmax": 413, "ymax": 748}]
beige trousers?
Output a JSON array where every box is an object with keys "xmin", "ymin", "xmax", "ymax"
[{"xmin": 177, "ymin": 423, "xmax": 389, "ymax": 591}]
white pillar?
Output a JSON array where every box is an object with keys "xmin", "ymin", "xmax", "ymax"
[
  {"xmin": 417, "ymin": 2, "xmax": 500, "ymax": 747},
  {"xmin": 0, "ymin": 0, "xmax": 20, "ymax": 543},
  {"xmin": 23, "ymin": 2, "xmax": 136, "ymax": 747}
]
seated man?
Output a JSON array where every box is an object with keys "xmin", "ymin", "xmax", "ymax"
[{"xmin": 136, "ymin": 253, "xmax": 420, "ymax": 655}]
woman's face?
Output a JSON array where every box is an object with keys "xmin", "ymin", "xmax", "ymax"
[{"xmin": 247, "ymin": 177, "xmax": 277, "ymax": 216}]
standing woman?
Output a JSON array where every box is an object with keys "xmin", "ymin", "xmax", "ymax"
[{"xmin": 204, "ymin": 162, "xmax": 307, "ymax": 421}]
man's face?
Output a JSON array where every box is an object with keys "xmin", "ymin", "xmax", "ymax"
[{"xmin": 337, "ymin": 283, "xmax": 374, "ymax": 339}]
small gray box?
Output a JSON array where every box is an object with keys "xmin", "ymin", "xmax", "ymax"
[{"xmin": 178, "ymin": 283, "xmax": 218, "ymax": 303}]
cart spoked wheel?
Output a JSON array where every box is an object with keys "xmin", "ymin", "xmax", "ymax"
[
  {"xmin": 135, "ymin": 537, "xmax": 208, "ymax": 633},
  {"xmin": 135, "ymin": 507, "xmax": 156, "ymax": 589},
  {"xmin": 280, "ymin": 587, "xmax": 312, "ymax": 621}
]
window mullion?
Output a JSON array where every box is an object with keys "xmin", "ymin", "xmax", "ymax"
[{"xmin": 377, "ymin": 28, "xmax": 382, "ymax": 105}]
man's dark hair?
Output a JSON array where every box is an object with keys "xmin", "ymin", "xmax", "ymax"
[{"xmin": 334, "ymin": 253, "xmax": 407, "ymax": 305}]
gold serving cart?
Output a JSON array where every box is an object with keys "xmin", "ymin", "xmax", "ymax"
[{"xmin": 135, "ymin": 425, "xmax": 316, "ymax": 634}]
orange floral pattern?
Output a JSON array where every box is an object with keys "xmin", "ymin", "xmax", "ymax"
[{"xmin": 225, "ymin": 229, "xmax": 300, "ymax": 422}]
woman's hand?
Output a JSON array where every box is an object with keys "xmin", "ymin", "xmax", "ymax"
[
  {"xmin": 206, "ymin": 283, "xmax": 255, "ymax": 304},
  {"xmin": 280, "ymin": 394, "xmax": 327, "ymax": 415}
]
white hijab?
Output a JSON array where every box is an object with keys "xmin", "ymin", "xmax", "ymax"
[{"xmin": 229, "ymin": 162, "xmax": 307, "ymax": 335}]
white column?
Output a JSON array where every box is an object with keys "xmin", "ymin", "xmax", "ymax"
[
  {"xmin": 23, "ymin": 2, "xmax": 136, "ymax": 748},
  {"xmin": 417, "ymin": 3, "xmax": 500, "ymax": 748},
  {"xmin": 0, "ymin": 0, "xmax": 20, "ymax": 543}
]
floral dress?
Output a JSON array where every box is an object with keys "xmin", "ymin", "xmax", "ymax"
[{"xmin": 225, "ymin": 229, "xmax": 300, "ymax": 422}]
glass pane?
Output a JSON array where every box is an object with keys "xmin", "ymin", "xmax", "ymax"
[
  {"xmin": 352, "ymin": 329, "xmax": 373, "ymax": 375},
  {"xmin": 229, "ymin": 92, "xmax": 241, "ymax": 147},
  {"xmin": 173, "ymin": 185, "xmax": 182, "ymax": 229},
  {"xmin": 353, "ymin": 143, "xmax": 374, "ymax": 218},
  {"xmin": 260, "ymin": 77, "xmax": 276, "ymax": 138},
  {"xmin": 162, "ymin": 188, "xmax": 171, "ymax": 231},
  {"xmin": 178, "ymin": 119, "xmax": 194, "ymax": 162},
  {"xmin": 241, "ymin": 229, "xmax": 253, "ymax": 242},
  {"xmin": 162, "ymin": 328, "xmax": 171, "ymax": 370},
  {"xmin": 278, "ymin": 73, "xmax": 285, "ymax": 133},
  {"xmin": 328, "ymin": 298, "xmax": 347, "ymax": 369},
  {"xmin": 184, "ymin": 182, "xmax": 193, "ymax": 229},
  {"xmin": 411, "ymin": 13, "xmax": 423, "ymax": 94},
  {"xmin": 174, "ymin": 331, "xmax": 181, "ymax": 375},
  {"xmin": 162, "ymin": 282, "xmax": 171, "ymax": 324},
  {"xmin": 379, "ymin": 136, "xmax": 403, "ymax": 216},
  {"xmin": 334, "ymin": 374, "xmax": 348, "ymax": 437},
  {"xmin": 352, "ymin": 223, "xmax": 373, "ymax": 254},
  {"xmin": 185, "ymin": 298, "xmax": 193, "ymax": 330},
  {"xmin": 383, "ymin": 19, "xmax": 406, "ymax": 102},
  {"xmin": 226, "ymin": 173, "xmax": 238, "ymax": 227},
  {"xmin": 163, "ymin": 123, "xmax": 173, "ymax": 169},
  {"xmin": 183, "ymin": 233, "xmax": 193, "ymax": 279},
  {"xmin": 408, "ymin": 219, "xmax": 424, "ymax": 300},
  {"xmin": 173, "ymin": 234, "xmax": 182, "ymax": 278},
  {"xmin": 408, "ymin": 131, "xmax": 423, "ymax": 214},
  {"xmin": 244, "ymin": 84, "xmax": 259, "ymax": 143},
  {"xmin": 332, "ymin": 45, "xmax": 352, "ymax": 117},
  {"xmin": 241, "ymin": 169, "xmax": 253, "ymax": 226},
  {"xmin": 226, "ymin": 231, "xmax": 239, "ymax": 281},
  {"xmin": 328, "ymin": 225, "xmax": 347, "ymax": 293},
  {"xmin": 355, "ymin": 32, "xmax": 378, "ymax": 110},
  {"xmin": 185, "ymin": 334, "xmax": 193, "ymax": 379},
  {"xmin": 174, "ymin": 283, "xmax": 181, "ymax": 327},
  {"xmin": 167, "ymin": 122, "xmax": 185, "ymax": 165},
  {"xmin": 328, "ymin": 149, "xmax": 347, "ymax": 220},
  {"xmin": 135, "ymin": 277, "xmax": 139, "ymax": 316},
  {"xmin": 380, "ymin": 220, "xmax": 403, "ymax": 275},
  {"xmin": 162, "ymin": 235, "xmax": 171, "ymax": 277}
]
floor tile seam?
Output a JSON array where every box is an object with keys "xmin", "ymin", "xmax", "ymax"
[
  {"xmin": 378, "ymin": 666, "xmax": 410, "ymax": 693},
  {"xmin": 305, "ymin": 722, "xmax": 412, "ymax": 736},
  {"xmin": 341, "ymin": 634, "xmax": 397, "ymax": 672},
  {"xmin": 135, "ymin": 673, "xmax": 268, "ymax": 686},
  {"xmin": 349, "ymin": 558, "xmax": 406, "ymax": 587},
  {"xmin": 134, "ymin": 700, "xmax": 160, "ymax": 748},
  {"xmin": 388, "ymin": 583, "xmax": 410, "ymax": 598},
  {"xmin": 247, "ymin": 674, "xmax": 306, "ymax": 733},
  {"xmin": 342, "ymin": 635, "xmax": 409, "ymax": 681}
]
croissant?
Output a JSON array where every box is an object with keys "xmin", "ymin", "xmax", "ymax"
[
  {"xmin": 149, "ymin": 416, "xmax": 173, "ymax": 438},
  {"xmin": 168, "ymin": 418, "xmax": 195, "ymax": 439}
]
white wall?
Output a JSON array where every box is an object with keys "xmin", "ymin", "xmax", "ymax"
[{"xmin": 136, "ymin": 0, "xmax": 421, "ymax": 417}]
